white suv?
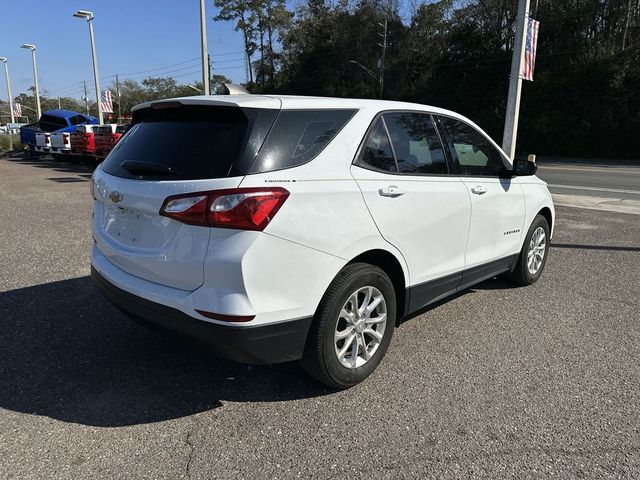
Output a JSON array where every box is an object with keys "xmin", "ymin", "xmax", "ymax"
[{"xmin": 91, "ymin": 95, "xmax": 554, "ymax": 388}]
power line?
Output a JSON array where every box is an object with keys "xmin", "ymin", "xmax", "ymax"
[{"xmin": 117, "ymin": 57, "xmax": 200, "ymax": 77}]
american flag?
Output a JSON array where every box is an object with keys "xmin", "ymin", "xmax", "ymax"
[
  {"xmin": 12, "ymin": 103, "xmax": 22, "ymax": 117},
  {"xmin": 100, "ymin": 89, "xmax": 114, "ymax": 113},
  {"xmin": 523, "ymin": 17, "xmax": 540, "ymax": 81}
]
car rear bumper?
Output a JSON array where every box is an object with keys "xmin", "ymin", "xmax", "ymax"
[{"xmin": 91, "ymin": 266, "xmax": 312, "ymax": 365}]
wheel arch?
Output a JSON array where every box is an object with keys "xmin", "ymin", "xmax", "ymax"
[
  {"xmin": 346, "ymin": 249, "xmax": 408, "ymax": 321},
  {"xmin": 538, "ymin": 206, "xmax": 553, "ymax": 233}
]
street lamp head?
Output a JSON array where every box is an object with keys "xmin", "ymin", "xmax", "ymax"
[
  {"xmin": 21, "ymin": 44, "xmax": 36, "ymax": 50},
  {"xmin": 0, "ymin": 57, "xmax": 7, "ymax": 63},
  {"xmin": 73, "ymin": 10, "xmax": 94, "ymax": 20}
]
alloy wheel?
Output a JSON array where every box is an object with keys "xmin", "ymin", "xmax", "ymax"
[{"xmin": 334, "ymin": 286, "xmax": 388, "ymax": 369}]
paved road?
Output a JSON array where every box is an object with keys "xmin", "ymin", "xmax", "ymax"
[
  {"xmin": 1, "ymin": 153, "xmax": 639, "ymax": 479},
  {"xmin": 537, "ymin": 161, "xmax": 640, "ymax": 201}
]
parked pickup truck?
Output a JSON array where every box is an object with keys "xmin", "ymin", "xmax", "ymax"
[
  {"xmin": 50, "ymin": 132, "xmax": 72, "ymax": 159},
  {"xmin": 35, "ymin": 130, "xmax": 72, "ymax": 156},
  {"xmin": 94, "ymin": 124, "xmax": 128, "ymax": 159},
  {"xmin": 70, "ymin": 125, "xmax": 97, "ymax": 157},
  {"xmin": 20, "ymin": 110, "xmax": 98, "ymax": 154}
]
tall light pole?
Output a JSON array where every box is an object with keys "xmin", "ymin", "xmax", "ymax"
[
  {"xmin": 0, "ymin": 57, "xmax": 15, "ymax": 123},
  {"xmin": 199, "ymin": 0, "xmax": 210, "ymax": 95},
  {"xmin": 502, "ymin": 0, "xmax": 530, "ymax": 160},
  {"xmin": 73, "ymin": 10, "xmax": 103, "ymax": 125},
  {"xmin": 20, "ymin": 44, "xmax": 41, "ymax": 120}
]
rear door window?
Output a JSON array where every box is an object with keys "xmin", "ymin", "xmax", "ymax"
[
  {"xmin": 249, "ymin": 109, "xmax": 356, "ymax": 173},
  {"xmin": 382, "ymin": 112, "xmax": 448, "ymax": 175}
]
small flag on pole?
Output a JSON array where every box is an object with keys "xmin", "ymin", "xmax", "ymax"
[
  {"xmin": 100, "ymin": 89, "xmax": 114, "ymax": 113},
  {"xmin": 12, "ymin": 103, "xmax": 22, "ymax": 117},
  {"xmin": 523, "ymin": 17, "xmax": 540, "ymax": 81}
]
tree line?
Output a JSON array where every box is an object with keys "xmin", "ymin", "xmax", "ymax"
[{"xmin": 218, "ymin": 0, "xmax": 640, "ymax": 159}]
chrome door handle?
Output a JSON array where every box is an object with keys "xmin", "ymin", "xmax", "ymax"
[
  {"xmin": 379, "ymin": 185, "xmax": 404, "ymax": 197},
  {"xmin": 471, "ymin": 185, "xmax": 488, "ymax": 195}
]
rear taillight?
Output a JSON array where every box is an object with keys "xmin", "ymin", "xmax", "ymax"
[
  {"xmin": 63, "ymin": 134, "xmax": 70, "ymax": 146},
  {"xmin": 44, "ymin": 133, "xmax": 50, "ymax": 145},
  {"xmin": 159, "ymin": 188, "xmax": 289, "ymax": 231}
]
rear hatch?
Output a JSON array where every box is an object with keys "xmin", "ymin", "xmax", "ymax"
[{"xmin": 92, "ymin": 100, "xmax": 280, "ymax": 291}]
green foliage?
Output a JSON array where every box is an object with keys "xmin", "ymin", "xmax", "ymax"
[
  {"xmin": 0, "ymin": 134, "xmax": 22, "ymax": 152},
  {"xmin": 246, "ymin": 0, "xmax": 640, "ymax": 158}
]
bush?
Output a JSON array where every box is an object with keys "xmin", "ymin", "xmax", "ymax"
[{"xmin": 0, "ymin": 134, "xmax": 22, "ymax": 152}]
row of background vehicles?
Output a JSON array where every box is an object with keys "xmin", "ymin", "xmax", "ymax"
[{"xmin": 19, "ymin": 109, "xmax": 128, "ymax": 162}]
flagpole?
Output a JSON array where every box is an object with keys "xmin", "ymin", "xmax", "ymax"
[
  {"xmin": 502, "ymin": 0, "xmax": 530, "ymax": 160},
  {"xmin": 115, "ymin": 73, "xmax": 121, "ymax": 124}
]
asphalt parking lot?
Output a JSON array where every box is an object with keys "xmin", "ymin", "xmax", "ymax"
[{"xmin": 1, "ymin": 153, "xmax": 639, "ymax": 479}]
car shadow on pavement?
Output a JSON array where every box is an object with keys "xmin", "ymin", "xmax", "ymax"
[
  {"xmin": 6, "ymin": 153, "xmax": 97, "ymax": 175},
  {"xmin": 0, "ymin": 277, "xmax": 330, "ymax": 428}
]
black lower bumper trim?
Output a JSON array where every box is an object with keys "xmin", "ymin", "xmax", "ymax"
[{"xmin": 91, "ymin": 266, "xmax": 312, "ymax": 365}]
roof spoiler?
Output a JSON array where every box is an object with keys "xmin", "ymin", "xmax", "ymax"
[{"xmin": 222, "ymin": 83, "xmax": 250, "ymax": 95}]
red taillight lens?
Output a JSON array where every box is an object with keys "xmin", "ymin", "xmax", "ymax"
[
  {"xmin": 159, "ymin": 188, "xmax": 289, "ymax": 231},
  {"xmin": 63, "ymin": 134, "xmax": 69, "ymax": 146}
]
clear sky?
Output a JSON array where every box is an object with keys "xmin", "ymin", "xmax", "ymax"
[{"xmin": 0, "ymin": 0, "xmax": 261, "ymax": 101}]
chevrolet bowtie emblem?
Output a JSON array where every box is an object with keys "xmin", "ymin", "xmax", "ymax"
[{"xmin": 108, "ymin": 191, "xmax": 124, "ymax": 203}]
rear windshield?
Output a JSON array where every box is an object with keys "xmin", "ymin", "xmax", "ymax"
[
  {"xmin": 101, "ymin": 105, "xmax": 277, "ymax": 181},
  {"xmin": 39, "ymin": 115, "xmax": 68, "ymax": 132}
]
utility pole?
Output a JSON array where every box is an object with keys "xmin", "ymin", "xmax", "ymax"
[
  {"xmin": 199, "ymin": 0, "xmax": 210, "ymax": 95},
  {"xmin": 115, "ymin": 74, "xmax": 121, "ymax": 123},
  {"xmin": 502, "ymin": 0, "xmax": 530, "ymax": 160},
  {"xmin": 58, "ymin": 98, "xmax": 61, "ymax": 109},
  {"xmin": 378, "ymin": 18, "xmax": 388, "ymax": 99},
  {"xmin": 83, "ymin": 80, "xmax": 89, "ymax": 115}
]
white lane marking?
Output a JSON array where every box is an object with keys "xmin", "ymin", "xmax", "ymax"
[
  {"xmin": 548, "ymin": 184, "xmax": 640, "ymax": 195},
  {"xmin": 539, "ymin": 165, "xmax": 640, "ymax": 174}
]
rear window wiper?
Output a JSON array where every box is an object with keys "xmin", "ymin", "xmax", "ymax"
[{"xmin": 120, "ymin": 161, "xmax": 176, "ymax": 176}]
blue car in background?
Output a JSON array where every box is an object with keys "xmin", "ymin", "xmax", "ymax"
[{"xmin": 20, "ymin": 110, "xmax": 98, "ymax": 154}]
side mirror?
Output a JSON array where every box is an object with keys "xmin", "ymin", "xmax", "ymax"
[{"xmin": 513, "ymin": 157, "xmax": 537, "ymax": 176}]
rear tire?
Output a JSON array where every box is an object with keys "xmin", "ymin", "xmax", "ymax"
[
  {"xmin": 300, "ymin": 263, "xmax": 396, "ymax": 389},
  {"xmin": 505, "ymin": 214, "xmax": 550, "ymax": 286}
]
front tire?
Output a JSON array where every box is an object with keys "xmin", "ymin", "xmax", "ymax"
[
  {"xmin": 301, "ymin": 263, "xmax": 396, "ymax": 389},
  {"xmin": 506, "ymin": 214, "xmax": 550, "ymax": 286}
]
